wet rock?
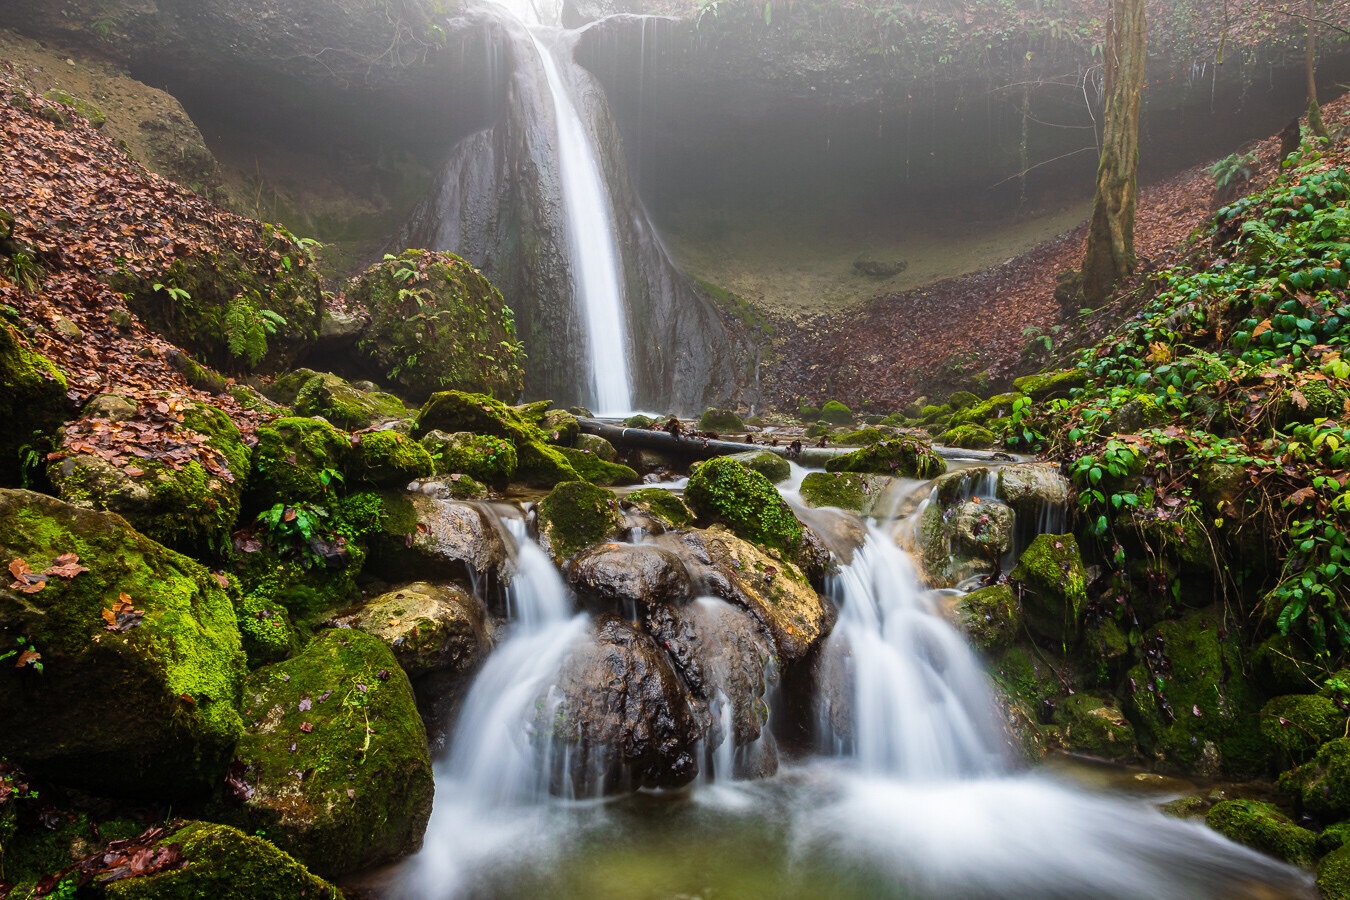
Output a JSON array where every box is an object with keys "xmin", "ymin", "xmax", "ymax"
[
  {"xmin": 537, "ymin": 481, "xmax": 625, "ymax": 563},
  {"xmin": 341, "ymin": 582, "xmax": 486, "ymax": 680},
  {"xmin": 995, "ymin": 463, "xmax": 1072, "ymax": 515},
  {"xmin": 673, "ymin": 526, "xmax": 832, "ymax": 661},
  {"xmin": 543, "ymin": 616, "xmax": 702, "ymax": 794},
  {"xmin": 1052, "ymin": 694, "xmax": 1136, "ymax": 763},
  {"xmin": 949, "ymin": 499, "xmax": 1014, "ymax": 561},
  {"xmin": 567, "ymin": 543, "xmax": 694, "ymax": 614},
  {"xmin": 685, "ymin": 456, "xmax": 804, "ymax": 560},
  {"xmin": 368, "ymin": 491, "xmax": 508, "ymax": 585},
  {"xmin": 620, "ymin": 487, "xmax": 694, "ymax": 532},
  {"xmin": 799, "ymin": 471, "xmax": 891, "ymax": 514},
  {"xmin": 1205, "ymin": 800, "xmax": 1315, "ymax": 867},
  {"xmin": 0, "ymin": 489, "xmax": 245, "ymax": 799},
  {"xmin": 232, "ymin": 629, "xmax": 433, "ymax": 878},
  {"xmin": 1011, "ymin": 533, "xmax": 1087, "ymax": 644}
]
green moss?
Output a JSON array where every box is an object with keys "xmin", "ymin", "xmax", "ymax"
[
  {"xmin": 41, "ymin": 89, "xmax": 105, "ymax": 128},
  {"xmin": 1320, "ymin": 841, "xmax": 1350, "ymax": 900},
  {"xmin": 233, "ymin": 593, "xmax": 299, "ymax": 667},
  {"xmin": 1011, "ymin": 534, "xmax": 1088, "ymax": 644},
  {"xmin": 351, "ymin": 430, "xmax": 434, "ymax": 487},
  {"xmin": 919, "ymin": 404, "xmax": 951, "ymax": 423},
  {"xmin": 249, "ymin": 417, "xmax": 350, "ymax": 507},
  {"xmin": 726, "ymin": 450, "xmax": 791, "ymax": 483},
  {"xmin": 699, "ymin": 408, "xmax": 745, "ymax": 432},
  {"xmin": 0, "ymin": 490, "xmax": 245, "ymax": 799},
  {"xmin": 1319, "ymin": 821, "xmax": 1350, "ymax": 856},
  {"xmin": 1052, "ymin": 694, "xmax": 1136, "ymax": 762},
  {"xmin": 1012, "ymin": 369, "xmax": 1087, "ymax": 401},
  {"xmin": 819, "ymin": 400, "xmax": 854, "ymax": 425},
  {"xmin": 231, "ymin": 629, "xmax": 432, "ymax": 877},
  {"xmin": 232, "ymin": 544, "xmax": 364, "ymax": 627},
  {"xmin": 621, "ymin": 488, "xmax": 693, "ymax": 529},
  {"xmin": 1205, "ymin": 800, "xmax": 1315, "ymax": 867},
  {"xmin": 1261, "ymin": 694, "xmax": 1344, "ymax": 760},
  {"xmin": 685, "ymin": 457, "xmax": 803, "ymax": 559},
  {"xmin": 835, "ymin": 427, "xmax": 886, "ymax": 446},
  {"xmin": 623, "ymin": 414, "xmax": 655, "ymax": 428},
  {"xmin": 538, "ymin": 408, "xmax": 580, "ymax": 446},
  {"xmin": 939, "ymin": 424, "xmax": 997, "ymax": 449},
  {"xmin": 948, "ymin": 392, "xmax": 1024, "ymax": 429},
  {"xmin": 824, "ymin": 438, "xmax": 946, "ymax": 479},
  {"xmin": 799, "ymin": 404, "xmax": 821, "ymax": 421},
  {"xmin": 575, "ymin": 433, "xmax": 617, "ymax": 462},
  {"xmin": 293, "ymin": 371, "xmax": 408, "ymax": 429},
  {"xmin": 558, "ymin": 447, "xmax": 640, "ymax": 486},
  {"xmin": 517, "ymin": 440, "xmax": 582, "ymax": 487},
  {"xmin": 952, "ymin": 583, "xmax": 1020, "ymax": 652},
  {"xmin": 422, "ymin": 431, "xmax": 517, "ymax": 483},
  {"xmin": 946, "ymin": 391, "xmax": 980, "ymax": 410},
  {"xmin": 1283, "ymin": 737, "xmax": 1350, "ymax": 821},
  {"xmin": 799, "ymin": 471, "xmax": 884, "ymax": 513},
  {"xmin": 413, "ymin": 391, "xmax": 578, "ymax": 486},
  {"xmin": 536, "ymin": 482, "xmax": 624, "ymax": 562},
  {"xmin": 0, "ymin": 324, "xmax": 68, "ymax": 486},
  {"xmin": 104, "ymin": 821, "xmax": 340, "ymax": 899},
  {"xmin": 349, "ymin": 249, "xmax": 524, "ymax": 402}
]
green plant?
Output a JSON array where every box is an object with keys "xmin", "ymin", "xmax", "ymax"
[
  {"xmin": 224, "ymin": 293, "xmax": 287, "ymax": 367},
  {"xmin": 153, "ymin": 281, "xmax": 190, "ymax": 303},
  {"xmin": 3, "ymin": 251, "xmax": 44, "ymax": 292},
  {"xmin": 255, "ymin": 503, "xmax": 334, "ymax": 568},
  {"xmin": 1209, "ymin": 150, "xmax": 1259, "ymax": 190},
  {"xmin": 1, "ymin": 635, "xmax": 44, "ymax": 673},
  {"xmin": 1022, "ymin": 324, "xmax": 1064, "ymax": 353}
]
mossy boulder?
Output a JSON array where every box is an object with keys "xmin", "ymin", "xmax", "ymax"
[
  {"xmin": 621, "ymin": 488, "xmax": 693, "ymax": 530},
  {"xmin": 835, "ymin": 427, "xmax": 887, "ymax": 446},
  {"xmin": 1321, "ymin": 840, "xmax": 1350, "ymax": 900},
  {"xmin": 1283, "ymin": 737, "xmax": 1350, "ymax": 821},
  {"xmin": 1011, "ymin": 534, "xmax": 1087, "ymax": 644},
  {"xmin": 575, "ymin": 433, "xmax": 618, "ymax": 462},
  {"xmin": 799, "ymin": 471, "xmax": 891, "ymax": 514},
  {"xmin": 102, "ymin": 821, "xmax": 340, "ymax": 899},
  {"xmin": 726, "ymin": 449, "xmax": 791, "ymax": 483},
  {"xmin": 623, "ymin": 414, "xmax": 655, "ymax": 428},
  {"xmin": 685, "ymin": 457, "xmax": 803, "ymax": 560},
  {"xmin": 341, "ymin": 582, "xmax": 486, "ymax": 680},
  {"xmin": 951, "ymin": 583, "xmax": 1021, "ymax": 652},
  {"xmin": 537, "ymin": 482, "xmax": 625, "ymax": 563},
  {"xmin": 231, "ymin": 629, "xmax": 433, "ymax": 877},
  {"xmin": 824, "ymin": 438, "xmax": 946, "ymax": 480},
  {"xmin": 558, "ymin": 447, "xmax": 641, "ymax": 486},
  {"xmin": 248, "ymin": 417, "xmax": 350, "ymax": 507},
  {"xmin": 949, "ymin": 499, "xmax": 1014, "ymax": 561},
  {"xmin": 1204, "ymin": 800, "xmax": 1315, "ymax": 867},
  {"xmin": 421, "ymin": 430, "xmax": 518, "ymax": 483},
  {"xmin": 946, "ymin": 391, "xmax": 981, "ymax": 410},
  {"xmin": 947, "ymin": 392, "xmax": 1024, "ymax": 430},
  {"xmin": 1125, "ymin": 609, "xmax": 1264, "ymax": 777},
  {"xmin": 819, "ymin": 400, "xmax": 854, "ymax": 425},
  {"xmin": 537, "ymin": 408, "xmax": 580, "ymax": 446},
  {"xmin": 1012, "ymin": 369, "xmax": 1087, "ymax": 401},
  {"xmin": 348, "ymin": 250, "xmax": 524, "ymax": 402},
  {"xmin": 48, "ymin": 399, "xmax": 250, "ymax": 556},
  {"xmin": 350, "ymin": 430, "xmax": 434, "ymax": 487},
  {"xmin": 0, "ymin": 324, "xmax": 68, "ymax": 486},
  {"xmin": 232, "ymin": 593, "xmax": 300, "ymax": 668},
  {"xmin": 939, "ymin": 424, "xmax": 997, "ymax": 449},
  {"xmin": 232, "ymin": 543, "xmax": 364, "ymax": 628},
  {"xmin": 413, "ymin": 391, "xmax": 579, "ymax": 487},
  {"xmin": 0, "ymin": 490, "xmax": 245, "ymax": 798},
  {"xmin": 292, "ymin": 371, "xmax": 408, "ymax": 429},
  {"xmin": 699, "ymin": 407, "xmax": 745, "ymax": 432},
  {"xmin": 1052, "ymin": 694, "xmax": 1136, "ymax": 763},
  {"xmin": 366, "ymin": 492, "xmax": 508, "ymax": 584},
  {"xmin": 1261, "ymin": 693, "xmax": 1344, "ymax": 760}
]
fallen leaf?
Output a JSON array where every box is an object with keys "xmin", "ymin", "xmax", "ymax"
[{"xmin": 299, "ymin": 721, "xmax": 313, "ymax": 733}]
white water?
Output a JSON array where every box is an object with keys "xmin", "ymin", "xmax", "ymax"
[{"xmin": 492, "ymin": 1, "xmax": 635, "ymax": 414}]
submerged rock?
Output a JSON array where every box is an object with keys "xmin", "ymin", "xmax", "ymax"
[
  {"xmin": 0, "ymin": 489, "xmax": 245, "ymax": 799},
  {"xmin": 231, "ymin": 629, "xmax": 433, "ymax": 878}
]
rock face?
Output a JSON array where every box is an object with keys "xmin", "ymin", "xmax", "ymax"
[
  {"xmin": 0, "ymin": 490, "xmax": 245, "ymax": 799},
  {"xmin": 544, "ymin": 615, "xmax": 702, "ymax": 794},
  {"xmin": 232, "ymin": 629, "xmax": 433, "ymax": 878},
  {"xmin": 567, "ymin": 542, "xmax": 694, "ymax": 614}
]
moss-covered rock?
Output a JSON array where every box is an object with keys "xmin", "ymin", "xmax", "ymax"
[
  {"xmin": 366, "ymin": 491, "xmax": 508, "ymax": 584},
  {"xmin": 685, "ymin": 457, "xmax": 803, "ymax": 560},
  {"xmin": 103, "ymin": 821, "xmax": 340, "ymax": 899},
  {"xmin": 413, "ymin": 391, "xmax": 579, "ymax": 487},
  {"xmin": 623, "ymin": 414, "xmax": 655, "ymax": 428},
  {"xmin": 799, "ymin": 471, "xmax": 891, "ymax": 514},
  {"xmin": 1052, "ymin": 694, "xmax": 1136, "ymax": 763},
  {"xmin": 537, "ymin": 408, "xmax": 580, "ymax": 446},
  {"xmin": 1261, "ymin": 693, "xmax": 1344, "ymax": 760},
  {"xmin": 1012, "ymin": 369, "xmax": 1087, "ymax": 401},
  {"xmin": 1283, "ymin": 737, "xmax": 1350, "ymax": 821},
  {"xmin": 1320, "ymin": 840, "xmax": 1350, "ymax": 900},
  {"xmin": 536, "ymin": 482, "xmax": 625, "ymax": 563},
  {"xmin": 421, "ymin": 430, "xmax": 518, "ymax": 484},
  {"xmin": 232, "ymin": 542, "xmax": 364, "ymax": 628},
  {"xmin": 1319, "ymin": 820, "xmax": 1350, "ymax": 856},
  {"xmin": 819, "ymin": 400, "xmax": 854, "ymax": 425},
  {"xmin": 292, "ymin": 371, "xmax": 408, "ymax": 429},
  {"xmin": 726, "ymin": 449, "xmax": 791, "ymax": 483},
  {"xmin": 558, "ymin": 447, "xmax": 641, "ymax": 486},
  {"xmin": 1011, "ymin": 534, "xmax": 1087, "ymax": 644},
  {"xmin": 947, "ymin": 392, "xmax": 1024, "ymax": 431},
  {"xmin": 824, "ymin": 438, "xmax": 946, "ymax": 479},
  {"xmin": 1125, "ymin": 609, "xmax": 1264, "ymax": 777},
  {"xmin": 834, "ymin": 427, "xmax": 887, "ymax": 446},
  {"xmin": 949, "ymin": 499, "xmax": 1014, "ymax": 561},
  {"xmin": 699, "ymin": 407, "xmax": 744, "ymax": 432},
  {"xmin": 248, "ymin": 417, "xmax": 350, "ymax": 507},
  {"xmin": 348, "ymin": 250, "xmax": 524, "ymax": 402},
  {"xmin": 342, "ymin": 582, "xmax": 486, "ymax": 680},
  {"xmin": 1205, "ymin": 799, "xmax": 1315, "ymax": 867},
  {"xmin": 48, "ymin": 399, "xmax": 251, "ymax": 556},
  {"xmin": 351, "ymin": 429, "xmax": 435, "ymax": 487},
  {"xmin": 41, "ymin": 88, "xmax": 105, "ymax": 128},
  {"xmin": 575, "ymin": 433, "xmax": 618, "ymax": 462},
  {"xmin": 232, "ymin": 593, "xmax": 300, "ymax": 668},
  {"xmin": 952, "ymin": 583, "xmax": 1021, "ymax": 652},
  {"xmin": 946, "ymin": 391, "xmax": 981, "ymax": 410},
  {"xmin": 0, "ymin": 324, "xmax": 68, "ymax": 486},
  {"xmin": 0, "ymin": 490, "xmax": 244, "ymax": 798},
  {"xmin": 995, "ymin": 463, "xmax": 1073, "ymax": 515},
  {"xmin": 621, "ymin": 488, "xmax": 693, "ymax": 530},
  {"xmin": 939, "ymin": 424, "xmax": 997, "ymax": 449},
  {"xmin": 231, "ymin": 629, "xmax": 433, "ymax": 877}
]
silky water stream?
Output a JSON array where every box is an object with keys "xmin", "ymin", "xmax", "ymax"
[{"xmin": 391, "ymin": 468, "xmax": 1315, "ymax": 899}]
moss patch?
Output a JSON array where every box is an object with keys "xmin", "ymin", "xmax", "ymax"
[
  {"xmin": 952, "ymin": 583, "xmax": 1020, "ymax": 652},
  {"xmin": 685, "ymin": 457, "xmax": 803, "ymax": 559},
  {"xmin": 699, "ymin": 408, "xmax": 744, "ymax": 432},
  {"xmin": 351, "ymin": 430, "xmax": 434, "ymax": 487},
  {"xmin": 939, "ymin": 424, "xmax": 997, "ymax": 449},
  {"xmin": 621, "ymin": 488, "xmax": 693, "ymax": 530},
  {"xmin": 0, "ymin": 324, "xmax": 68, "ymax": 486},
  {"xmin": 1205, "ymin": 799, "xmax": 1315, "ymax": 867},
  {"xmin": 558, "ymin": 447, "xmax": 640, "ymax": 486},
  {"xmin": 537, "ymin": 482, "xmax": 624, "ymax": 563},
  {"xmin": 413, "ymin": 391, "xmax": 579, "ymax": 487},
  {"xmin": 1011, "ymin": 534, "xmax": 1087, "ymax": 644},
  {"xmin": 248, "ymin": 417, "xmax": 350, "ymax": 507},
  {"xmin": 726, "ymin": 450, "xmax": 791, "ymax": 483},
  {"xmin": 422, "ymin": 430, "xmax": 517, "ymax": 483},
  {"xmin": 824, "ymin": 438, "xmax": 946, "ymax": 479}
]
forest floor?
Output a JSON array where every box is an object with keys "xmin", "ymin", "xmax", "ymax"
[{"xmin": 765, "ymin": 93, "xmax": 1350, "ymax": 414}]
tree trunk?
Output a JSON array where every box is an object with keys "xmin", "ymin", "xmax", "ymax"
[
  {"xmin": 1081, "ymin": 0, "xmax": 1146, "ymax": 307},
  {"xmin": 1306, "ymin": 0, "xmax": 1330, "ymax": 142}
]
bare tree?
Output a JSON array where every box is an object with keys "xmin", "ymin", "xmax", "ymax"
[{"xmin": 1081, "ymin": 0, "xmax": 1146, "ymax": 307}]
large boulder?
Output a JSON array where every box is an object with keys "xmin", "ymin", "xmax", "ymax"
[
  {"xmin": 367, "ymin": 491, "xmax": 509, "ymax": 585},
  {"xmin": 348, "ymin": 250, "xmax": 524, "ymax": 402},
  {"xmin": 340, "ymin": 582, "xmax": 486, "ymax": 680},
  {"xmin": 685, "ymin": 457, "xmax": 804, "ymax": 560},
  {"xmin": 824, "ymin": 438, "xmax": 946, "ymax": 479},
  {"xmin": 1011, "ymin": 533, "xmax": 1087, "ymax": 644},
  {"xmin": 672, "ymin": 527, "xmax": 832, "ymax": 661},
  {"xmin": 0, "ymin": 324, "xmax": 68, "ymax": 486},
  {"xmin": 0, "ymin": 490, "xmax": 245, "ymax": 798},
  {"xmin": 230, "ymin": 629, "xmax": 433, "ymax": 877},
  {"xmin": 47, "ymin": 398, "xmax": 250, "ymax": 556},
  {"xmin": 567, "ymin": 543, "xmax": 694, "ymax": 614},
  {"xmin": 537, "ymin": 482, "xmax": 625, "ymax": 563},
  {"xmin": 290, "ymin": 371, "xmax": 408, "ymax": 430},
  {"xmin": 543, "ymin": 616, "xmax": 702, "ymax": 794}
]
